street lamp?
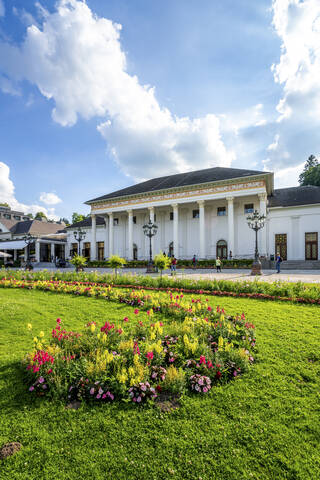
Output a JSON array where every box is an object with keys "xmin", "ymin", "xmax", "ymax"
[
  {"xmin": 143, "ymin": 218, "xmax": 158, "ymax": 273},
  {"xmin": 246, "ymin": 209, "xmax": 266, "ymax": 275},
  {"xmin": 73, "ymin": 229, "xmax": 86, "ymax": 256},
  {"xmin": 22, "ymin": 233, "xmax": 34, "ymax": 270}
]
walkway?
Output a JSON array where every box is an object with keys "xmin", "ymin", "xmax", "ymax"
[{"xmin": 29, "ymin": 266, "xmax": 320, "ymax": 283}]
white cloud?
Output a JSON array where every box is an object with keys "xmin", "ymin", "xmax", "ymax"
[
  {"xmin": 39, "ymin": 192, "xmax": 62, "ymax": 205},
  {"xmin": 274, "ymin": 162, "xmax": 304, "ymax": 188},
  {"xmin": 0, "ymin": 162, "xmax": 59, "ymax": 220},
  {"xmin": 0, "ymin": 1, "xmax": 5, "ymax": 17},
  {"xmin": 0, "ymin": 0, "xmax": 234, "ymax": 179}
]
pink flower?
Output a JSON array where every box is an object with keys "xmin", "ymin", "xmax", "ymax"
[
  {"xmin": 56, "ymin": 318, "xmax": 61, "ymax": 324},
  {"xmin": 207, "ymin": 306, "xmax": 212, "ymax": 312},
  {"xmin": 136, "ymin": 396, "xmax": 142, "ymax": 403},
  {"xmin": 199, "ymin": 355, "xmax": 206, "ymax": 365},
  {"xmin": 90, "ymin": 387, "xmax": 95, "ymax": 395},
  {"xmin": 123, "ymin": 317, "xmax": 129, "ymax": 322},
  {"xmin": 29, "ymin": 386, "xmax": 34, "ymax": 391},
  {"xmin": 146, "ymin": 351, "xmax": 154, "ymax": 360},
  {"xmin": 134, "ymin": 309, "xmax": 139, "ymax": 315}
]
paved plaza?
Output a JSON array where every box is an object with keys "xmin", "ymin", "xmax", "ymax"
[{"xmin": 28, "ymin": 266, "xmax": 320, "ymax": 283}]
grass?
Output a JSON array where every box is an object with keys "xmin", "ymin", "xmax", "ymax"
[{"xmin": 0, "ymin": 288, "xmax": 319, "ymax": 480}]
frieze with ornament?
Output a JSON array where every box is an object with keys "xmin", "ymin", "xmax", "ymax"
[{"xmin": 91, "ymin": 180, "xmax": 266, "ymax": 212}]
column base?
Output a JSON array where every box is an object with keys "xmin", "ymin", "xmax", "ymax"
[{"xmin": 251, "ymin": 260, "xmax": 262, "ymax": 276}]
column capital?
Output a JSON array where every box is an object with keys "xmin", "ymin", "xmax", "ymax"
[
  {"xmin": 127, "ymin": 209, "xmax": 133, "ymax": 215},
  {"xmin": 197, "ymin": 200, "xmax": 205, "ymax": 207},
  {"xmin": 107, "ymin": 211, "xmax": 113, "ymax": 218},
  {"xmin": 258, "ymin": 193, "xmax": 268, "ymax": 201},
  {"xmin": 226, "ymin": 196, "xmax": 234, "ymax": 202},
  {"xmin": 148, "ymin": 206, "xmax": 154, "ymax": 212},
  {"xmin": 91, "ymin": 213, "xmax": 96, "ymax": 219},
  {"xmin": 171, "ymin": 203, "xmax": 178, "ymax": 209}
]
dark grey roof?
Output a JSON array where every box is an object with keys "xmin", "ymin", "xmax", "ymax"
[
  {"xmin": 268, "ymin": 185, "xmax": 320, "ymax": 207},
  {"xmin": 68, "ymin": 216, "xmax": 106, "ymax": 229},
  {"xmin": 86, "ymin": 167, "xmax": 268, "ymax": 203},
  {"xmin": 11, "ymin": 220, "xmax": 65, "ymax": 236}
]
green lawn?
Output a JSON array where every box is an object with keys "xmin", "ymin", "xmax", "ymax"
[{"xmin": 0, "ymin": 289, "xmax": 319, "ymax": 480}]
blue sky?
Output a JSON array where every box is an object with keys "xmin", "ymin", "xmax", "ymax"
[{"xmin": 0, "ymin": 0, "xmax": 319, "ymax": 220}]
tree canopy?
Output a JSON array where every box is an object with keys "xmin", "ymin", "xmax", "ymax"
[
  {"xmin": 72, "ymin": 212, "xmax": 87, "ymax": 224},
  {"xmin": 0, "ymin": 202, "xmax": 10, "ymax": 208},
  {"xmin": 299, "ymin": 155, "xmax": 320, "ymax": 186},
  {"xmin": 34, "ymin": 211, "xmax": 47, "ymax": 220}
]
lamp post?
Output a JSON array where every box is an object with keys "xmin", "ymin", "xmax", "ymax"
[
  {"xmin": 143, "ymin": 218, "xmax": 158, "ymax": 273},
  {"xmin": 22, "ymin": 233, "xmax": 34, "ymax": 270},
  {"xmin": 246, "ymin": 209, "xmax": 266, "ymax": 275},
  {"xmin": 73, "ymin": 229, "xmax": 86, "ymax": 256}
]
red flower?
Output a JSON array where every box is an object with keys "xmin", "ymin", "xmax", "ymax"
[
  {"xmin": 134, "ymin": 309, "xmax": 139, "ymax": 315},
  {"xmin": 216, "ymin": 371, "xmax": 222, "ymax": 379},
  {"xmin": 156, "ymin": 385, "xmax": 162, "ymax": 392},
  {"xmin": 199, "ymin": 355, "xmax": 206, "ymax": 365}
]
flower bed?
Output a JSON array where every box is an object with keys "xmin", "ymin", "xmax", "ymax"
[
  {"xmin": 1, "ymin": 276, "xmax": 320, "ymax": 305},
  {"xmin": 23, "ymin": 298, "xmax": 255, "ymax": 405}
]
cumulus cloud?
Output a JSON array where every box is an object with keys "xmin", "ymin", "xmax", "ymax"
[
  {"xmin": 0, "ymin": 162, "xmax": 59, "ymax": 220},
  {"xmin": 39, "ymin": 192, "xmax": 62, "ymax": 205},
  {"xmin": 273, "ymin": 161, "xmax": 305, "ymax": 188},
  {"xmin": 0, "ymin": 0, "xmax": 234, "ymax": 179}
]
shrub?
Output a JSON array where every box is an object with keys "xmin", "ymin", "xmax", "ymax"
[
  {"xmin": 109, "ymin": 255, "xmax": 126, "ymax": 277},
  {"xmin": 69, "ymin": 255, "xmax": 87, "ymax": 272}
]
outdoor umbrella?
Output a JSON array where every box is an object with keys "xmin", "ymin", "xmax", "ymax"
[{"xmin": 0, "ymin": 251, "xmax": 12, "ymax": 258}]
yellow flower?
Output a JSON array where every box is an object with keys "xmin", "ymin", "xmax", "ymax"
[
  {"xmin": 33, "ymin": 337, "xmax": 38, "ymax": 343},
  {"xmin": 90, "ymin": 323, "xmax": 96, "ymax": 333},
  {"xmin": 218, "ymin": 336, "xmax": 224, "ymax": 350},
  {"xmin": 27, "ymin": 323, "xmax": 32, "ymax": 330},
  {"xmin": 97, "ymin": 333, "xmax": 101, "ymax": 340},
  {"xmin": 39, "ymin": 331, "xmax": 45, "ymax": 338}
]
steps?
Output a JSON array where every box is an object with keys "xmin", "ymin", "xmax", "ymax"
[{"xmin": 278, "ymin": 260, "xmax": 320, "ymax": 270}]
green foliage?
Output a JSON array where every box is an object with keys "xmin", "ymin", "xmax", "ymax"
[
  {"xmin": 154, "ymin": 252, "xmax": 171, "ymax": 277},
  {"xmin": 299, "ymin": 154, "xmax": 320, "ymax": 186},
  {"xmin": 26, "ymin": 213, "xmax": 34, "ymax": 219},
  {"xmin": 109, "ymin": 255, "xmax": 126, "ymax": 277},
  {"xmin": 72, "ymin": 212, "xmax": 87, "ymax": 224},
  {"xmin": 69, "ymin": 254, "xmax": 87, "ymax": 271},
  {"xmin": 34, "ymin": 211, "xmax": 47, "ymax": 220},
  {"xmin": 0, "ymin": 202, "xmax": 9, "ymax": 207}
]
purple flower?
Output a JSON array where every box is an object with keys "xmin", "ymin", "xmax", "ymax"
[
  {"xmin": 29, "ymin": 386, "xmax": 34, "ymax": 392},
  {"xmin": 38, "ymin": 376, "xmax": 45, "ymax": 384},
  {"xmin": 90, "ymin": 387, "xmax": 95, "ymax": 395}
]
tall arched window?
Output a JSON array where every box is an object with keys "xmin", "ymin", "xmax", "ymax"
[
  {"xmin": 169, "ymin": 241, "xmax": 174, "ymax": 257},
  {"xmin": 216, "ymin": 240, "xmax": 227, "ymax": 259}
]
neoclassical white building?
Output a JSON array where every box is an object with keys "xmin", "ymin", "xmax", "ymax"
[{"xmin": 67, "ymin": 167, "xmax": 320, "ymax": 263}]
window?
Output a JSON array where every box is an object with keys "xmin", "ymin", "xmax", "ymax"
[
  {"xmin": 83, "ymin": 242, "xmax": 91, "ymax": 258},
  {"xmin": 97, "ymin": 242, "xmax": 104, "ymax": 261},
  {"xmin": 192, "ymin": 209, "xmax": 199, "ymax": 218},
  {"xmin": 305, "ymin": 232, "xmax": 318, "ymax": 260},
  {"xmin": 133, "ymin": 216, "xmax": 137, "ymax": 224},
  {"xmin": 170, "ymin": 212, "xmax": 174, "ymax": 221},
  {"xmin": 4, "ymin": 214, "xmax": 11, "ymax": 219},
  {"xmin": 71, "ymin": 243, "xmax": 78, "ymax": 257},
  {"xmin": 217, "ymin": 207, "xmax": 226, "ymax": 216},
  {"xmin": 14, "ymin": 215, "xmax": 21, "ymax": 220},
  {"xmin": 154, "ymin": 214, "xmax": 157, "ymax": 222},
  {"xmin": 244, "ymin": 203, "xmax": 254, "ymax": 214},
  {"xmin": 113, "ymin": 218, "xmax": 119, "ymax": 226}
]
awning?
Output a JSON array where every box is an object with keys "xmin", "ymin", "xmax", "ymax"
[{"xmin": 0, "ymin": 240, "xmax": 28, "ymax": 249}]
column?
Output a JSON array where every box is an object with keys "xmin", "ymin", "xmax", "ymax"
[
  {"xmin": 4, "ymin": 250, "xmax": 7, "ymax": 265},
  {"xmin": 35, "ymin": 240, "xmax": 40, "ymax": 262},
  {"xmin": 51, "ymin": 243, "xmax": 55, "ymax": 262},
  {"xmin": 227, "ymin": 196, "xmax": 234, "ymax": 258},
  {"xmin": 104, "ymin": 215, "xmax": 109, "ymax": 259},
  {"xmin": 24, "ymin": 247, "xmax": 28, "ymax": 261},
  {"xmin": 13, "ymin": 249, "xmax": 17, "ymax": 262},
  {"xmin": 109, "ymin": 213, "xmax": 114, "ymax": 257},
  {"xmin": 91, "ymin": 214, "xmax": 97, "ymax": 261},
  {"xmin": 198, "ymin": 200, "xmax": 205, "ymax": 259},
  {"xmin": 148, "ymin": 206, "xmax": 155, "ymax": 258},
  {"xmin": 259, "ymin": 193, "xmax": 267, "ymax": 257},
  {"xmin": 172, "ymin": 203, "xmax": 179, "ymax": 258},
  {"xmin": 127, "ymin": 209, "xmax": 133, "ymax": 260}
]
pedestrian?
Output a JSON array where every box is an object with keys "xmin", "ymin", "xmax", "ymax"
[
  {"xmin": 229, "ymin": 250, "xmax": 233, "ymax": 260},
  {"xmin": 171, "ymin": 256, "xmax": 177, "ymax": 275},
  {"xmin": 276, "ymin": 254, "xmax": 282, "ymax": 273},
  {"xmin": 192, "ymin": 254, "xmax": 197, "ymax": 269},
  {"xmin": 216, "ymin": 256, "xmax": 222, "ymax": 273},
  {"xmin": 163, "ymin": 251, "xmax": 166, "ymax": 257}
]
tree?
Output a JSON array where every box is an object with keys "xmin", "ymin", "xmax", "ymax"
[
  {"xmin": 35, "ymin": 211, "xmax": 47, "ymax": 220},
  {"xmin": 108, "ymin": 255, "xmax": 126, "ymax": 277},
  {"xmin": 72, "ymin": 212, "xmax": 86, "ymax": 224},
  {"xmin": 0, "ymin": 202, "xmax": 9, "ymax": 208},
  {"xmin": 69, "ymin": 254, "xmax": 87, "ymax": 272},
  {"xmin": 26, "ymin": 213, "xmax": 33, "ymax": 219},
  {"xmin": 60, "ymin": 217, "xmax": 70, "ymax": 226},
  {"xmin": 154, "ymin": 252, "xmax": 171, "ymax": 281},
  {"xmin": 299, "ymin": 155, "xmax": 320, "ymax": 186}
]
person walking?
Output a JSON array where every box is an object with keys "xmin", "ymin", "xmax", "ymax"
[
  {"xmin": 215, "ymin": 256, "xmax": 222, "ymax": 273},
  {"xmin": 171, "ymin": 256, "xmax": 177, "ymax": 275},
  {"xmin": 276, "ymin": 254, "xmax": 282, "ymax": 273},
  {"xmin": 192, "ymin": 254, "xmax": 197, "ymax": 269}
]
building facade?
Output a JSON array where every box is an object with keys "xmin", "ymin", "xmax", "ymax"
[{"xmin": 66, "ymin": 167, "xmax": 320, "ymax": 262}]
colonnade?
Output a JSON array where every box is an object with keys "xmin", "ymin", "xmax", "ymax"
[{"xmin": 90, "ymin": 193, "xmax": 268, "ymax": 261}]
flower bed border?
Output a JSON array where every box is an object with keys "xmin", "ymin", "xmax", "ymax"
[{"xmin": 1, "ymin": 278, "xmax": 320, "ymax": 305}]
